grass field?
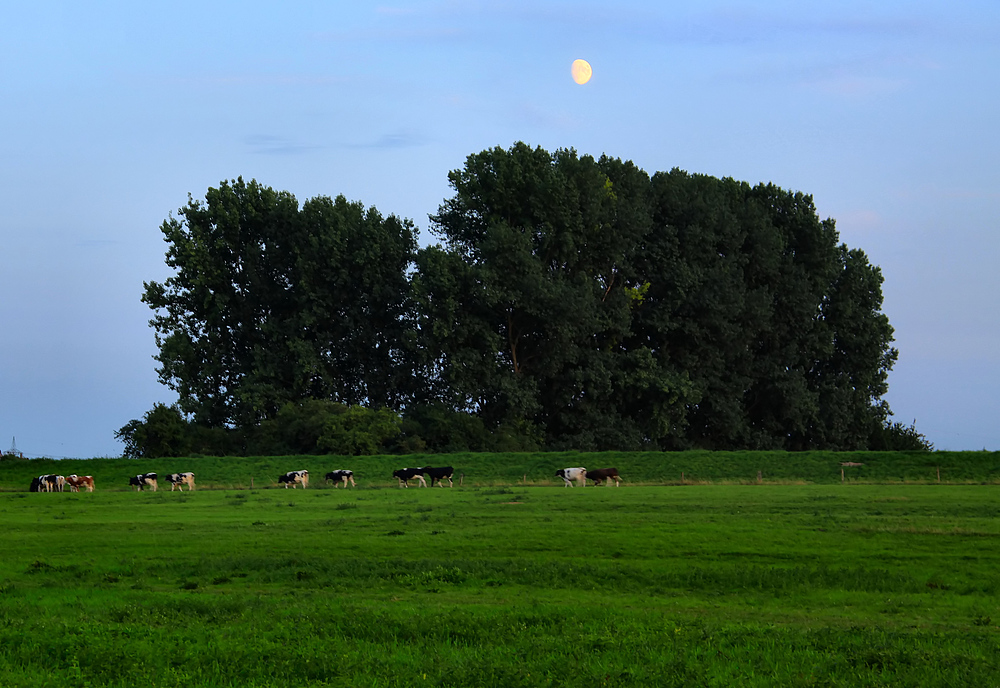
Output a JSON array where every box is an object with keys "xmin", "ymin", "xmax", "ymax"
[
  {"xmin": 1, "ymin": 475, "xmax": 999, "ymax": 686},
  {"xmin": 3, "ymin": 449, "xmax": 1000, "ymax": 492}
]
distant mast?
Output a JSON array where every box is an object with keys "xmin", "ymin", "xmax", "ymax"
[{"xmin": 8, "ymin": 437, "xmax": 18, "ymax": 456}]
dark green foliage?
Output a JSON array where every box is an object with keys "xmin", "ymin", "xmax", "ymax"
[
  {"xmin": 135, "ymin": 145, "xmax": 904, "ymax": 454},
  {"xmin": 116, "ymin": 400, "xmax": 406, "ymax": 458},
  {"xmin": 418, "ymin": 145, "xmax": 898, "ymax": 450},
  {"xmin": 417, "ymin": 145, "xmax": 694, "ymax": 450},
  {"xmin": 396, "ymin": 402, "xmax": 489, "ymax": 453},
  {"xmin": 316, "ymin": 405, "xmax": 401, "ymax": 455},
  {"xmin": 114, "ymin": 403, "xmax": 191, "ymax": 458},
  {"xmin": 142, "ymin": 178, "xmax": 417, "ymax": 428},
  {"xmin": 630, "ymin": 170, "xmax": 897, "ymax": 449},
  {"xmin": 870, "ymin": 418, "xmax": 935, "ymax": 451}
]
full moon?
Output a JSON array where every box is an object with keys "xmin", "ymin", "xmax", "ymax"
[{"xmin": 571, "ymin": 59, "xmax": 592, "ymax": 85}]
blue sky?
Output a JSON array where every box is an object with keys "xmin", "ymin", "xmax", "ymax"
[{"xmin": 2, "ymin": 1, "xmax": 998, "ymax": 457}]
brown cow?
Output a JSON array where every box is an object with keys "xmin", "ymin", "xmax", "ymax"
[
  {"xmin": 65, "ymin": 475, "xmax": 95, "ymax": 492},
  {"xmin": 585, "ymin": 467, "xmax": 622, "ymax": 487}
]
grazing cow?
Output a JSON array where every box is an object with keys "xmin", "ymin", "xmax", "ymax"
[
  {"xmin": 164, "ymin": 472, "xmax": 195, "ymax": 491},
  {"xmin": 325, "ymin": 470, "xmax": 356, "ymax": 488},
  {"xmin": 421, "ymin": 466, "xmax": 454, "ymax": 488},
  {"xmin": 29, "ymin": 476, "xmax": 42, "ymax": 492},
  {"xmin": 129, "ymin": 473, "xmax": 158, "ymax": 492},
  {"xmin": 586, "ymin": 467, "xmax": 622, "ymax": 487},
  {"xmin": 393, "ymin": 467, "xmax": 427, "ymax": 488},
  {"xmin": 65, "ymin": 475, "xmax": 95, "ymax": 492},
  {"xmin": 278, "ymin": 470, "xmax": 309, "ymax": 489},
  {"xmin": 555, "ymin": 467, "xmax": 588, "ymax": 487},
  {"xmin": 35, "ymin": 474, "xmax": 65, "ymax": 492}
]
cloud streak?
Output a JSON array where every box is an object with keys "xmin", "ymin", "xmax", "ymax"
[
  {"xmin": 347, "ymin": 130, "xmax": 428, "ymax": 149},
  {"xmin": 244, "ymin": 135, "xmax": 322, "ymax": 156}
]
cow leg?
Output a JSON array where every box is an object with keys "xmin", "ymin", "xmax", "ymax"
[
  {"xmin": 417, "ymin": 475, "xmax": 427, "ymax": 487},
  {"xmin": 447, "ymin": 476, "xmax": 453, "ymax": 488}
]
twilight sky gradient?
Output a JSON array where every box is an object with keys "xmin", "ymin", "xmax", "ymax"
[{"xmin": 2, "ymin": 1, "xmax": 998, "ymax": 457}]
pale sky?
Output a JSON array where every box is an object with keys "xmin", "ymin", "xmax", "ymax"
[{"xmin": 2, "ymin": 1, "xmax": 998, "ymax": 457}]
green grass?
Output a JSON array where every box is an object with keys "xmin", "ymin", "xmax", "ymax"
[
  {"xmin": 1, "ymin": 484, "xmax": 999, "ymax": 685},
  {"xmin": 3, "ymin": 449, "xmax": 1000, "ymax": 492}
]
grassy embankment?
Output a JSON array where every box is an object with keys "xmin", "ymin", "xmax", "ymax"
[
  {"xmin": 1, "ymin": 470, "xmax": 999, "ymax": 685},
  {"xmin": 2, "ymin": 450, "xmax": 1000, "ymax": 491}
]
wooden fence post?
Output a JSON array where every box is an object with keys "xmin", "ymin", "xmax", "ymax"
[{"xmin": 841, "ymin": 468, "xmax": 845, "ymax": 483}]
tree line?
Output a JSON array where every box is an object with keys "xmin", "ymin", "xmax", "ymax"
[{"xmin": 117, "ymin": 142, "xmax": 929, "ymax": 457}]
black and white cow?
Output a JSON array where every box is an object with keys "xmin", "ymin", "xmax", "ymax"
[
  {"xmin": 29, "ymin": 476, "xmax": 43, "ymax": 492},
  {"xmin": 34, "ymin": 474, "xmax": 65, "ymax": 492},
  {"xmin": 555, "ymin": 467, "xmax": 587, "ymax": 487},
  {"xmin": 393, "ymin": 467, "xmax": 427, "ymax": 488},
  {"xmin": 586, "ymin": 467, "xmax": 622, "ymax": 487},
  {"xmin": 129, "ymin": 473, "xmax": 158, "ymax": 492},
  {"xmin": 325, "ymin": 470, "xmax": 356, "ymax": 488},
  {"xmin": 278, "ymin": 470, "xmax": 309, "ymax": 489},
  {"xmin": 421, "ymin": 466, "xmax": 454, "ymax": 488},
  {"xmin": 164, "ymin": 472, "xmax": 195, "ymax": 491}
]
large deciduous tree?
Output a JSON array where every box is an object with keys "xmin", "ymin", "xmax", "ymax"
[
  {"xmin": 143, "ymin": 178, "xmax": 416, "ymax": 428},
  {"xmin": 414, "ymin": 144, "xmax": 897, "ymax": 451},
  {"xmin": 414, "ymin": 144, "xmax": 696, "ymax": 450},
  {"xmin": 632, "ymin": 169, "xmax": 896, "ymax": 449}
]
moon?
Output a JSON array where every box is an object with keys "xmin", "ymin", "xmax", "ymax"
[{"xmin": 571, "ymin": 59, "xmax": 592, "ymax": 85}]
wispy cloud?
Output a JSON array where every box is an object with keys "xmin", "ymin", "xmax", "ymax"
[
  {"xmin": 348, "ymin": 130, "xmax": 428, "ymax": 149},
  {"xmin": 244, "ymin": 135, "xmax": 321, "ymax": 156},
  {"xmin": 510, "ymin": 102, "xmax": 578, "ymax": 130},
  {"xmin": 808, "ymin": 73, "xmax": 908, "ymax": 98},
  {"xmin": 163, "ymin": 73, "xmax": 352, "ymax": 88},
  {"xmin": 310, "ymin": 26, "xmax": 463, "ymax": 44},
  {"xmin": 377, "ymin": 2, "xmax": 938, "ymax": 46}
]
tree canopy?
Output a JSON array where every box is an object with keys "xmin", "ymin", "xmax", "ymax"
[
  {"xmin": 123, "ymin": 145, "xmax": 914, "ymax": 456},
  {"xmin": 142, "ymin": 178, "xmax": 418, "ymax": 428}
]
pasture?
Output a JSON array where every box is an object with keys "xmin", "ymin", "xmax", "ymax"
[
  {"xmin": 1, "ymin": 479, "xmax": 998, "ymax": 686},
  {"xmin": 3, "ymin": 449, "xmax": 1000, "ymax": 492}
]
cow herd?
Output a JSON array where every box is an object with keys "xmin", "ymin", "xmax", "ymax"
[
  {"xmin": 126, "ymin": 472, "xmax": 196, "ymax": 491},
  {"xmin": 29, "ymin": 474, "xmax": 94, "ymax": 492},
  {"xmin": 277, "ymin": 467, "xmax": 455, "ymax": 489},
  {"xmin": 25, "ymin": 465, "xmax": 623, "ymax": 492}
]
